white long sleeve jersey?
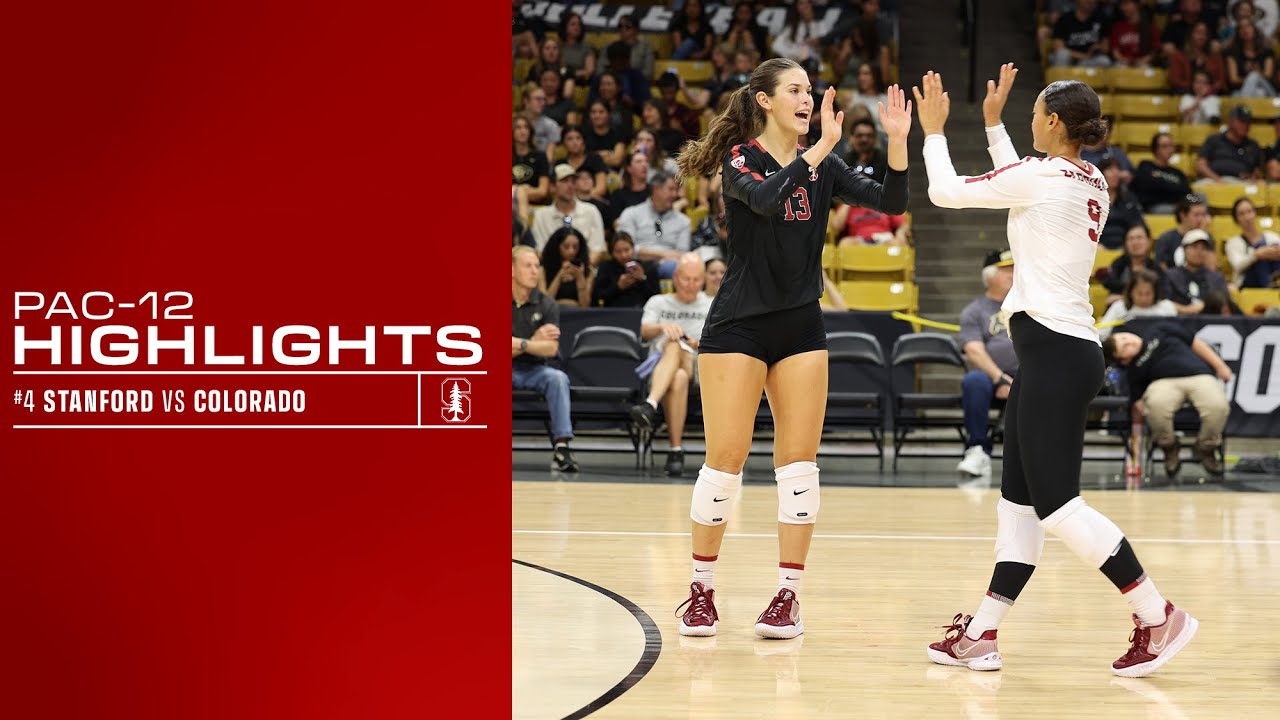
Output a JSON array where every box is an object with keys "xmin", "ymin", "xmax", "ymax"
[{"xmin": 922, "ymin": 124, "xmax": 1106, "ymax": 346}]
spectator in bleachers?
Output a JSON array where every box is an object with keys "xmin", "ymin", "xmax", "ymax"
[
  {"xmin": 1099, "ymin": 268, "xmax": 1179, "ymax": 333},
  {"xmin": 616, "ymin": 14, "xmax": 655, "ymax": 82},
  {"xmin": 597, "ymin": 43, "xmax": 651, "ymax": 114},
  {"xmin": 1221, "ymin": 0, "xmax": 1276, "ymax": 46},
  {"xmin": 1166, "ymin": 229, "xmax": 1231, "ymax": 310},
  {"xmin": 1110, "ymin": 0, "xmax": 1161, "ymax": 67},
  {"xmin": 1102, "ymin": 221, "xmax": 1167, "ymax": 302},
  {"xmin": 1179, "ymin": 69, "xmax": 1223, "ymax": 124},
  {"xmin": 844, "ymin": 117, "xmax": 889, "ymax": 183},
  {"xmin": 1100, "ymin": 157, "xmax": 1145, "ymax": 249},
  {"xmin": 702, "ymin": 44, "xmax": 740, "ymax": 111},
  {"xmin": 772, "ymin": 0, "xmax": 826, "ymax": 64},
  {"xmin": 592, "ymin": 232, "xmax": 661, "ymax": 308},
  {"xmin": 511, "ymin": 0, "xmax": 543, "ymax": 59},
  {"xmin": 631, "ymin": 129, "xmax": 682, "ymax": 183},
  {"xmin": 1202, "ymin": 287, "xmax": 1247, "ymax": 313},
  {"xmin": 1103, "ymin": 320, "xmax": 1232, "ymax": 477},
  {"xmin": 955, "ymin": 249, "xmax": 1019, "ymax": 478},
  {"xmin": 1050, "ymin": 0, "xmax": 1114, "ymax": 67},
  {"xmin": 1225, "ymin": 196, "xmax": 1280, "ymax": 286},
  {"xmin": 842, "ymin": 63, "xmax": 890, "ymax": 135},
  {"xmin": 1195, "ymin": 104, "xmax": 1264, "ymax": 181},
  {"xmin": 592, "ymin": 72, "xmax": 638, "ymax": 134},
  {"xmin": 831, "ymin": 202, "xmax": 909, "ymax": 247},
  {"xmin": 538, "ymin": 226, "xmax": 596, "ymax": 307},
  {"xmin": 1264, "ymin": 117, "xmax": 1280, "ymax": 179},
  {"xmin": 574, "ymin": 167, "xmax": 610, "ymax": 220},
  {"xmin": 670, "ymin": 0, "xmax": 715, "ymax": 61},
  {"xmin": 1167, "ymin": 21, "xmax": 1227, "ymax": 94},
  {"xmin": 617, "ymin": 171, "xmax": 692, "ymax": 278},
  {"xmin": 723, "ymin": 0, "xmax": 770, "ymax": 57},
  {"xmin": 537, "ymin": 68, "xmax": 577, "ymax": 126},
  {"xmin": 532, "ymin": 164, "xmax": 607, "ymax": 261},
  {"xmin": 1155, "ymin": 193, "xmax": 1211, "ymax": 268},
  {"xmin": 605, "ymin": 151, "xmax": 651, "ymax": 227},
  {"xmin": 655, "ymin": 71, "xmax": 707, "ymax": 141},
  {"xmin": 562, "ymin": 127, "xmax": 607, "ymax": 201},
  {"xmin": 629, "ymin": 253, "xmax": 712, "ymax": 477},
  {"xmin": 1132, "ymin": 132, "xmax": 1193, "ymax": 212},
  {"xmin": 690, "ymin": 192, "xmax": 726, "ymax": 261},
  {"xmin": 639, "ymin": 100, "xmax": 687, "ymax": 158},
  {"xmin": 1224, "ymin": 20, "xmax": 1276, "ymax": 95},
  {"xmin": 513, "ymin": 116, "xmax": 551, "ymax": 214},
  {"xmin": 527, "ymin": 37, "xmax": 575, "ymax": 91},
  {"xmin": 511, "ymin": 246, "xmax": 579, "ymax": 473},
  {"xmin": 520, "ymin": 84, "xmax": 563, "ymax": 162},
  {"xmin": 559, "ymin": 11, "xmax": 597, "ymax": 84},
  {"xmin": 704, "ymin": 257, "xmax": 727, "ymax": 298},
  {"xmin": 1160, "ymin": 0, "xmax": 1221, "ymax": 54},
  {"xmin": 834, "ymin": 17, "xmax": 891, "ymax": 93},
  {"xmin": 585, "ymin": 99, "xmax": 629, "ymax": 169},
  {"xmin": 1081, "ymin": 116, "xmax": 1133, "ymax": 184}
]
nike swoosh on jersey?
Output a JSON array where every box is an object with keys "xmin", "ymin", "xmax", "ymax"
[{"xmin": 765, "ymin": 170, "xmax": 777, "ymax": 176}]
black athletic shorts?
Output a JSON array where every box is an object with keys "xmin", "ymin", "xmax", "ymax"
[{"xmin": 699, "ymin": 302, "xmax": 828, "ymax": 366}]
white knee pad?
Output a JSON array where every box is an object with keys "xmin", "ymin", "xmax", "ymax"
[
  {"xmin": 775, "ymin": 461, "xmax": 820, "ymax": 525},
  {"xmin": 1039, "ymin": 496, "xmax": 1125, "ymax": 568},
  {"xmin": 994, "ymin": 498, "xmax": 1045, "ymax": 566},
  {"xmin": 690, "ymin": 465, "xmax": 743, "ymax": 526}
]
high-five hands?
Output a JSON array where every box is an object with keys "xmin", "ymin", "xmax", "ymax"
[
  {"xmin": 912, "ymin": 71, "xmax": 950, "ymax": 137},
  {"xmin": 878, "ymin": 84, "xmax": 912, "ymax": 144},
  {"xmin": 982, "ymin": 63, "xmax": 1018, "ymax": 126}
]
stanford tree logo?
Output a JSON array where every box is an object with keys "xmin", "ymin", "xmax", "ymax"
[{"xmin": 441, "ymin": 378, "xmax": 471, "ymax": 423}]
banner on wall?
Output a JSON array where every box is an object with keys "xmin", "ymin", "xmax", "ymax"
[{"xmin": 517, "ymin": 2, "xmax": 847, "ymax": 36}]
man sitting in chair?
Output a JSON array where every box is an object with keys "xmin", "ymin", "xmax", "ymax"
[
  {"xmin": 956, "ymin": 249, "xmax": 1019, "ymax": 477},
  {"xmin": 1103, "ymin": 321, "xmax": 1233, "ymax": 478},
  {"xmin": 629, "ymin": 254, "xmax": 711, "ymax": 477}
]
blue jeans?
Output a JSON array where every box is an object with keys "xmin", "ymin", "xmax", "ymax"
[
  {"xmin": 513, "ymin": 364, "xmax": 573, "ymax": 442},
  {"xmin": 657, "ymin": 259, "xmax": 678, "ymax": 278},
  {"xmin": 961, "ymin": 369, "xmax": 1001, "ymax": 453},
  {"xmin": 671, "ymin": 37, "xmax": 701, "ymax": 60}
]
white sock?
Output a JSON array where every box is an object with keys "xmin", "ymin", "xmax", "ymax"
[
  {"xmin": 692, "ymin": 554, "xmax": 717, "ymax": 589},
  {"xmin": 647, "ymin": 398, "xmax": 658, "ymax": 409},
  {"xmin": 671, "ymin": 446, "xmax": 683, "ymax": 452},
  {"xmin": 967, "ymin": 592, "xmax": 1013, "ymax": 639},
  {"xmin": 1123, "ymin": 575, "xmax": 1168, "ymax": 626},
  {"xmin": 779, "ymin": 563, "xmax": 804, "ymax": 593}
]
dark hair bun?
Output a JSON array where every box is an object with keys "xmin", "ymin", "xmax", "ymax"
[{"xmin": 1073, "ymin": 117, "xmax": 1108, "ymax": 147}]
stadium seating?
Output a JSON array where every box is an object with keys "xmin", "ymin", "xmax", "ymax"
[
  {"xmin": 889, "ymin": 333, "xmax": 967, "ymax": 471},
  {"xmin": 1238, "ymin": 288, "xmax": 1280, "ymax": 315},
  {"xmin": 825, "ymin": 332, "xmax": 889, "ymax": 468},
  {"xmin": 1111, "ymin": 94, "xmax": 1179, "ymax": 121},
  {"xmin": 839, "ymin": 280, "xmax": 919, "ymax": 313},
  {"xmin": 835, "ymin": 244, "xmax": 915, "ymax": 282},
  {"xmin": 1109, "ymin": 67, "xmax": 1168, "ymax": 93}
]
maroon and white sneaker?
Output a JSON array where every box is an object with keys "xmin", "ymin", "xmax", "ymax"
[
  {"xmin": 1112, "ymin": 601, "xmax": 1198, "ymax": 677},
  {"xmin": 754, "ymin": 588, "xmax": 804, "ymax": 639},
  {"xmin": 676, "ymin": 581, "xmax": 718, "ymax": 637},
  {"xmin": 927, "ymin": 613, "xmax": 1002, "ymax": 671}
]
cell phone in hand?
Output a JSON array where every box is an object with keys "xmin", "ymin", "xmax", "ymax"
[
  {"xmin": 625, "ymin": 260, "xmax": 639, "ymax": 271},
  {"xmin": 570, "ymin": 258, "xmax": 583, "ymax": 266}
]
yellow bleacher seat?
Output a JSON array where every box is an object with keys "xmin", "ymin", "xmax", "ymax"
[
  {"xmin": 839, "ymin": 281, "xmax": 919, "ymax": 312},
  {"xmin": 1248, "ymin": 123, "xmax": 1275, "ymax": 147},
  {"xmin": 1176, "ymin": 124, "xmax": 1219, "ymax": 153},
  {"xmin": 1094, "ymin": 247, "xmax": 1124, "ymax": 273},
  {"xmin": 654, "ymin": 60, "xmax": 714, "ymax": 84},
  {"xmin": 1237, "ymin": 288, "xmax": 1280, "ymax": 315},
  {"xmin": 645, "ymin": 33, "xmax": 673, "ymax": 58},
  {"xmin": 1108, "ymin": 67, "xmax": 1168, "ymax": 93},
  {"xmin": 1111, "ymin": 94, "xmax": 1179, "ymax": 120},
  {"xmin": 1046, "ymin": 65, "xmax": 1110, "ymax": 91},
  {"xmin": 822, "ymin": 243, "xmax": 837, "ymax": 270},
  {"xmin": 836, "ymin": 244, "xmax": 915, "ymax": 282},
  {"xmin": 1145, "ymin": 213, "xmax": 1178, "ymax": 237},
  {"xmin": 686, "ymin": 206, "xmax": 709, "ymax": 228},
  {"xmin": 1128, "ymin": 150, "xmax": 1154, "ymax": 166},
  {"xmin": 1209, "ymin": 214, "xmax": 1240, "ymax": 244},
  {"xmin": 1089, "ymin": 283, "xmax": 1113, "ymax": 319},
  {"xmin": 585, "ymin": 32, "xmax": 620, "ymax": 52},
  {"xmin": 1097, "ymin": 93, "xmax": 1113, "ymax": 116},
  {"xmin": 513, "ymin": 85, "xmax": 524, "ymax": 110},
  {"xmin": 1112, "ymin": 120, "xmax": 1176, "ymax": 151},
  {"xmin": 1225, "ymin": 96, "xmax": 1280, "ymax": 121},
  {"xmin": 1200, "ymin": 181, "xmax": 1266, "ymax": 213},
  {"xmin": 573, "ymin": 86, "xmax": 589, "ymax": 109},
  {"xmin": 514, "ymin": 58, "xmax": 536, "ymax": 84}
]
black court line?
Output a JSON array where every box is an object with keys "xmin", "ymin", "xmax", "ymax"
[{"xmin": 512, "ymin": 559, "xmax": 662, "ymax": 719}]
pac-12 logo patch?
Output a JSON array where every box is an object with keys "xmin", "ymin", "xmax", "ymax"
[
  {"xmin": 442, "ymin": 378, "xmax": 471, "ymax": 423},
  {"xmin": 731, "ymin": 155, "xmax": 746, "ymax": 170}
]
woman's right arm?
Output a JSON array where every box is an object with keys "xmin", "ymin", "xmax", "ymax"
[{"xmin": 981, "ymin": 64, "xmax": 1019, "ymax": 168}]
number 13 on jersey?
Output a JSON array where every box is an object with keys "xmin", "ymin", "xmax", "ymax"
[
  {"xmin": 783, "ymin": 187, "xmax": 811, "ymax": 221},
  {"xmin": 1087, "ymin": 198, "xmax": 1102, "ymax": 243}
]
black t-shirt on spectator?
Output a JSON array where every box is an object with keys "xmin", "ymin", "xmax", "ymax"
[
  {"xmin": 1122, "ymin": 321, "xmax": 1214, "ymax": 402},
  {"xmin": 592, "ymin": 259, "xmax": 661, "ymax": 307},
  {"xmin": 656, "ymin": 128, "xmax": 687, "ymax": 157},
  {"xmin": 1131, "ymin": 160, "xmax": 1192, "ymax": 211},
  {"xmin": 512, "ymin": 289, "xmax": 560, "ymax": 367},
  {"xmin": 1102, "ymin": 187, "xmax": 1146, "ymax": 250},
  {"xmin": 567, "ymin": 153, "xmax": 607, "ymax": 177},
  {"xmin": 586, "ymin": 126, "xmax": 629, "ymax": 161},
  {"xmin": 670, "ymin": 16, "xmax": 714, "ymax": 51},
  {"xmin": 513, "ymin": 149, "xmax": 549, "ymax": 187},
  {"xmin": 1198, "ymin": 132, "xmax": 1263, "ymax": 178},
  {"xmin": 604, "ymin": 185, "xmax": 649, "ymax": 228},
  {"xmin": 1228, "ymin": 45, "xmax": 1274, "ymax": 78},
  {"xmin": 1053, "ymin": 11, "xmax": 1109, "ymax": 52}
]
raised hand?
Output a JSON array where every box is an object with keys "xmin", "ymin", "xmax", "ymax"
[
  {"xmin": 982, "ymin": 63, "xmax": 1018, "ymax": 126},
  {"xmin": 878, "ymin": 84, "xmax": 912, "ymax": 144},
  {"xmin": 912, "ymin": 71, "xmax": 950, "ymax": 137},
  {"xmin": 819, "ymin": 86, "xmax": 845, "ymax": 152}
]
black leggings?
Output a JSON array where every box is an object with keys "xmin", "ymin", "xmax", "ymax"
[{"xmin": 1001, "ymin": 312, "xmax": 1104, "ymax": 519}]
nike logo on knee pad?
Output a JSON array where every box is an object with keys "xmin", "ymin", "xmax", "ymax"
[
  {"xmin": 793, "ymin": 489, "xmax": 809, "ymax": 495},
  {"xmin": 713, "ymin": 496, "xmax": 728, "ymax": 502}
]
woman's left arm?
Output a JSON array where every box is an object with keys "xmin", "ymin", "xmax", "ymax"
[{"xmin": 831, "ymin": 84, "xmax": 910, "ymax": 213}]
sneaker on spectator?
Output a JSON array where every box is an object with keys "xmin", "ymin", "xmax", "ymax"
[
  {"xmin": 1112, "ymin": 601, "xmax": 1198, "ymax": 678},
  {"xmin": 956, "ymin": 445, "xmax": 991, "ymax": 477},
  {"xmin": 630, "ymin": 401, "xmax": 659, "ymax": 432},
  {"xmin": 665, "ymin": 449, "xmax": 685, "ymax": 477},
  {"xmin": 927, "ymin": 613, "xmax": 1002, "ymax": 671},
  {"xmin": 551, "ymin": 445, "xmax": 579, "ymax": 473}
]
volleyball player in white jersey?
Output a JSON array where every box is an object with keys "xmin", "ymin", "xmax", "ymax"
[{"xmin": 912, "ymin": 65, "xmax": 1197, "ymax": 678}]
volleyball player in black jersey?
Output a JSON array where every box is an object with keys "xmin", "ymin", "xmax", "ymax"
[{"xmin": 671, "ymin": 58, "xmax": 910, "ymax": 639}]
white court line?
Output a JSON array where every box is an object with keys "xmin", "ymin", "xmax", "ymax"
[{"xmin": 511, "ymin": 529, "xmax": 1280, "ymax": 546}]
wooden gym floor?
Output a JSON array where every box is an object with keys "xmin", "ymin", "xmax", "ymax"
[{"xmin": 512, "ymin": 453, "xmax": 1280, "ymax": 719}]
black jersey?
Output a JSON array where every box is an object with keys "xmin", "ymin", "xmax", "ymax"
[{"xmin": 704, "ymin": 138, "xmax": 909, "ymax": 335}]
